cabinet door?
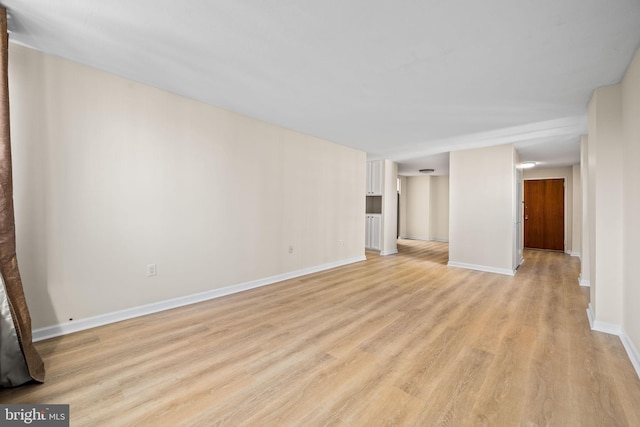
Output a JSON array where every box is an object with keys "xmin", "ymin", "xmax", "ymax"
[
  {"xmin": 366, "ymin": 160, "xmax": 383, "ymax": 195},
  {"xmin": 365, "ymin": 215, "xmax": 371, "ymax": 248},
  {"xmin": 370, "ymin": 215, "xmax": 382, "ymax": 250},
  {"xmin": 365, "ymin": 214, "xmax": 381, "ymax": 250}
]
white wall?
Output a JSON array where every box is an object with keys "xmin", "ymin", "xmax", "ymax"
[
  {"xmin": 399, "ymin": 175, "xmax": 449, "ymax": 242},
  {"xmin": 381, "ymin": 160, "xmax": 398, "ymax": 255},
  {"xmin": 429, "ymin": 176, "xmax": 449, "ymax": 242},
  {"xmin": 587, "ymin": 98, "xmax": 597, "ymax": 311},
  {"xmin": 580, "ymin": 135, "xmax": 590, "ymax": 286},
  {"xmin": 398, "ymin": 176, "xmax": 407, "ymax": 238},
  {"xmin": 582, "ymin": 48, "xmax": 640, "ymax": 376},
  {"xmin": 587, "ymin": 84, "xmax": 624, "ymax": 327},
  {"xmin": 404, "ymin": 176, "xmax": 430, "ymax": 240},
  {"xmin": 621, "ymin": 48, "xmax": 640, "ymax": 368},
  {"xmin": 572, "ymin": 164, "xmax": 581, "ymax": 258},
  {"xmin": 514, "ymin": 149, "xmax": 523, "ymax": 267},
  {"xmin": 522, "ymin": 166, "xmax": 574, "ymax": 254},
  {"xmin": 9, "ymin": 44, "xmax": 366, "ymax": 330},
  {"xmin": 449, "ymin": 144, "xmax": 517, "ymax": 275}
]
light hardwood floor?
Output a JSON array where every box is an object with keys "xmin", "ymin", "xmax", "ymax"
[{"xmin": 2, "ymin": 240, "xmax": 640, "ymax": 426}]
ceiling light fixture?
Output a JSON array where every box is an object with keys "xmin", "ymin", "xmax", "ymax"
[
  {"xmin": 419, "ymin": 168, "xmax": 435, "ymax": 173},
  {"xmin": 520, "ymin": 162, "xmax": 536, "ymax": 169}
]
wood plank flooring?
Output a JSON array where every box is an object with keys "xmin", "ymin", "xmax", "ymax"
[{"xmin": 2, "ymin": 239, "xmax": 640, "ymax": 426}]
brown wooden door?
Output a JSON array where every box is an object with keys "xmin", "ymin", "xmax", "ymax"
[{"xmin": 524, "ymin": 179, "xmax": 564, "ymax": 251}]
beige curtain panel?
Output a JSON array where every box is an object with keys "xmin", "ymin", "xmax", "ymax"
[{"xmin": 0, "ymin": 6, "xmax": 45, "ymax": 387}]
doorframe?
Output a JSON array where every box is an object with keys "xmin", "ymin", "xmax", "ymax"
[{"xmin": 523, "ymin": 175, "xmax": 569, "ymax": 253}]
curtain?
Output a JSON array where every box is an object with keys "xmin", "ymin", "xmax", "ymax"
[{"xmin": 0, "ymin": 6, "xmax": 45, "ymax": 387}]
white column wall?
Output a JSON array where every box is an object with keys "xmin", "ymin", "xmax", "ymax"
[
  {"xmin": 449, "ymin": 144, "xmax": 516, "ymax": 275},
  {"xmin": 587, "ymin": 84, "xmax": 624, "ymax": 328}
]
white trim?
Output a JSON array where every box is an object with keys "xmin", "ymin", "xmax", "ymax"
[
  {"xmin": 586, "ymin": 303, "xmax": 623, "ymax": 335},
  {"xmin": 32, "ymin": 255, "xmax": 366, "ymax": 342},
  {"xmin": 403, "ymin": 236, "xmax": 430, "ymax": 241},
  {"xmin": 586, "ymin": 305, "xmax": 640, "ymax": 379},
  {"xmin": 570, "ymin": 251, "xmax": 581, "ymax": 258},
  {"xmin": 447, "ymin": 261, "xmax": 515, "ymax": 276},
  {"xmin": 380, "ymin": 249, "xmax": 398, "ymax": 256},
  {"xmin": 592, "ymin": 320, "xmax": 622, "ymax": 335},
  {"xmin": 7, "ymin": 38, "xmax": 38, "ymax": 50},
  {"xmin": 578, "ymin": 275, "xmax": 590, "ymax": 287},
  {"xmin": 586, "ymin": 304, "xmax": 595, "ymax": 328},
  {"xmin": 399, "ymin": 237, "xmax": 449, "ymax": 243},
  {"xmin": 621, "ymin": 329, "xmax": 640, "ymax": 379}
]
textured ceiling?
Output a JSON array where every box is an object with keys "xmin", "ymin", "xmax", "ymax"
[{"xmin": 5, "ymin": 0, "xmax": 640, "ymax": 175}]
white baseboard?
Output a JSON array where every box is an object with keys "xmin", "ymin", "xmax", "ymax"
[
  {"xmin": 592, "ymin": 319, "xmax": 622, "ymax": 335},
  {"xmin": 578, "ymin": 275, "xmax": 590, "ymax": 287},
  {"xmin": 621, "ymin": 329, "xmax": 640, "ymax": 379},
  {"xmin": 586, "ymin": 304, "xmax": 640, "ymax": 378},
  {"xmin": 403, "ymin": 236, "xmax": 430, "ymax": 241},
  {"xmin": 570, "ymin": 251, "xmax": 581, "ymax": 258},
  {"xmin": 447, "ymin": 261, "xmax": 515, "ymax": 276},
  {"xmin": 400, "ymin": 236, "xmax": 449, "ymax": 243},
  {"xmin": 586, "ymin": 303, "xmax": 622, "ymax": 334},
  {"xmin": 586, "ymin": 304, "xmax": 595, "ymax": 328},
  {"xmin": 32, "ymin": 255, "xmax": 366, "ymax": 342},
  {"xmin": 380, "ymin": 249, "xmax": 398, "ymax": 256}
]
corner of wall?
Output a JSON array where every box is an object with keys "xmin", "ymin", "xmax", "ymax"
[{"xmin": 621, "ymin": 329, "xmax": 640, "ymax": 379}]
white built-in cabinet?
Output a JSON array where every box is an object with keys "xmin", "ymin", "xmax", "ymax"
[
  {"xmin": 365, "ymin": 159, "xmax": 384, "ymax": 250},
  {"xmin": 365, "ymin": 159, "xmax": 398, "ymax": 254},
  {"xmin": 366, "ymin": 160, "xmax": 383, "ymax": 195},
  {"xmin": 365, "ymin": 214, "xmax": 382, "ymax": 250}
]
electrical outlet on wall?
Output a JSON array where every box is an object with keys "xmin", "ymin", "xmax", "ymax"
[{"xmin": 147, "ymin": 264, "xmax": 157, "ymax": 277}]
